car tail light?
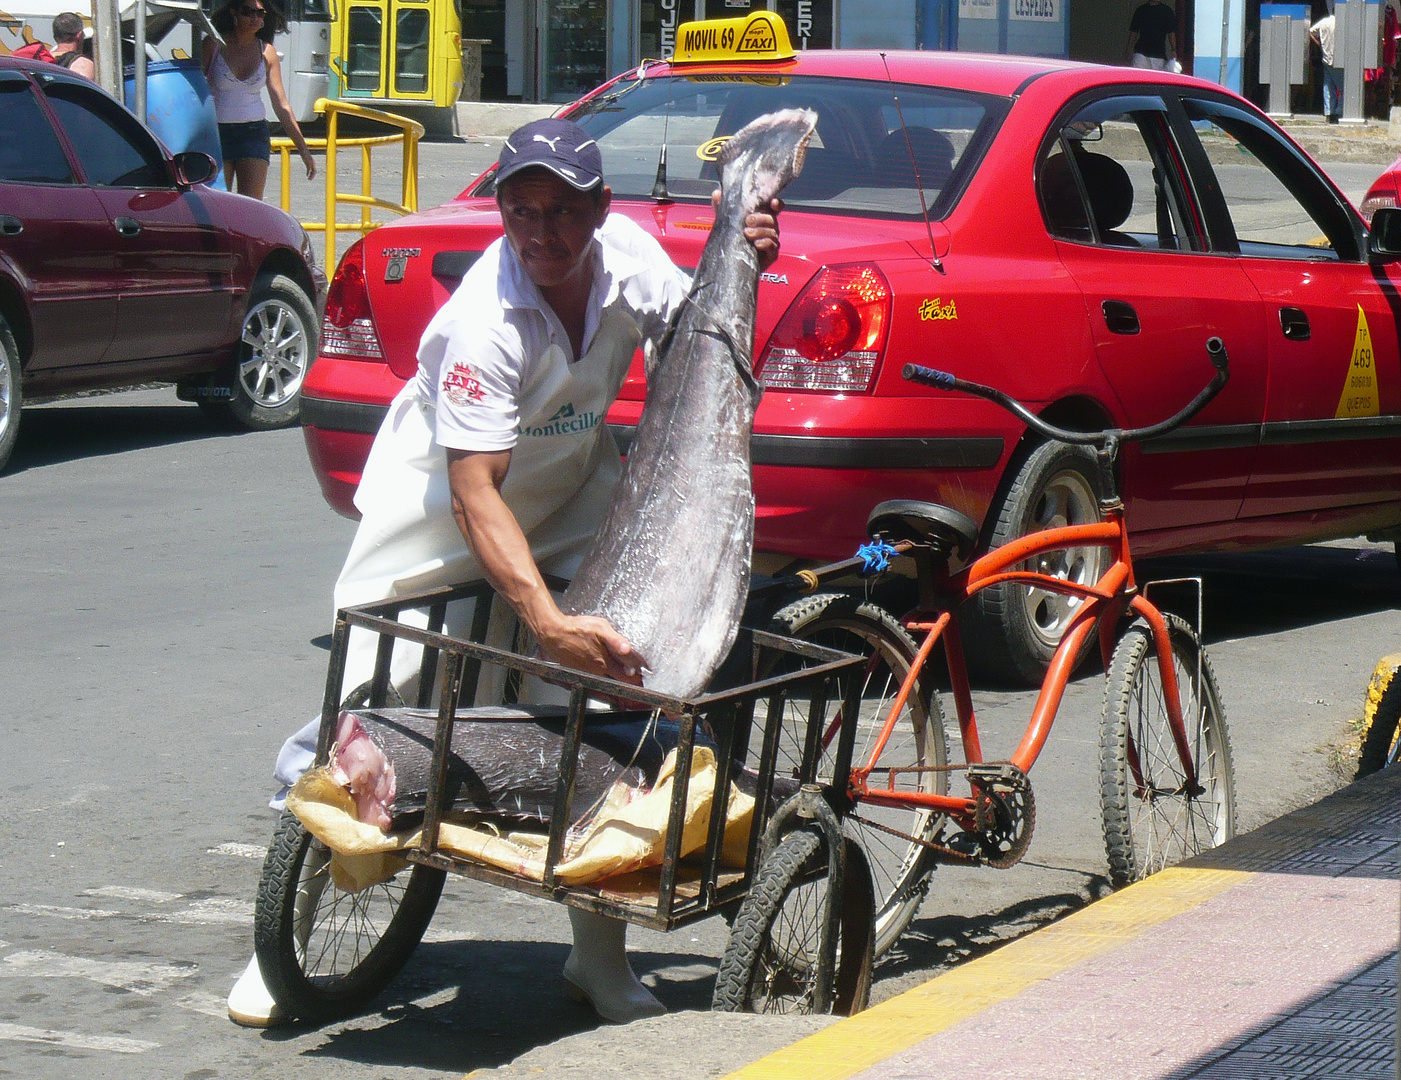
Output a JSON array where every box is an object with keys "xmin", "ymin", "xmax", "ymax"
[
  {"xmin": 321, "ymin": 240, "xmax": 385, "ymax": 361},
  {"xmin": 756, "ymin": 264, "xmax": 891, "ymax": 392},
  {"xmin": 1360, "ymin": 191, "xmax": 1397, "ymax": 227}
]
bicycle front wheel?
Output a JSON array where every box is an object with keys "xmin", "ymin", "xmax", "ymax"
[
  {"xmin": 255, "ymin": 811, "xmax": 446, "ymax": 1021},
  {"xmin": 767, "ymin": 592, "xmax": 948, "ymax": 956},
  {"xmin": 1100, "ymin": 614, "xmax": 1235, "ymax": 888}
]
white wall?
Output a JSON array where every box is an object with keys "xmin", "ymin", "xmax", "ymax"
[{"xmin": 1194, "ymin": 0, "xmax": 1246, "ymax": 89}]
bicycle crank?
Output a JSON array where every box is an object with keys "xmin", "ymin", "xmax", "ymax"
[{"xmin": 965, "ymin": 763, "xmax": 1035, "ymax": 869}]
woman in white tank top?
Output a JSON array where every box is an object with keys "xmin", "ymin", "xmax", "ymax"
[{"xmin": 202, "ymin": 0, "xmax": 316, "ymax": 199}]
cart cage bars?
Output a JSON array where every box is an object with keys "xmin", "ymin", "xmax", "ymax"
[{"xmin": 314, "ymin": 578, "xmax": 867, "ymax": 932}]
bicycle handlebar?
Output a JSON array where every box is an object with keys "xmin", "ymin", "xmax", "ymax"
[{"xmin": 902, "ymin": 337, "xmax": 1229, "ymax": 448}]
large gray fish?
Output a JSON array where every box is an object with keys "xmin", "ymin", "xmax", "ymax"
[{"xmin": 561, "ymin": 108, "xmax": 817, "ymax": 700}]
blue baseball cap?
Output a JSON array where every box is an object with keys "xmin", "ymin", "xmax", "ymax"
[{"xmin": 496, "ymin": 118, "xmax": 603, "ymax": 191}]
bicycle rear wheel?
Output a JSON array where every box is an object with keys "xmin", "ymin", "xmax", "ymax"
[
  {"xmin": 1100, "ymin": 614, "xmax": 1235, "ymax": 888},
  {"xmin": 255, "ymin": 811, "xmax": 446, "ymax": 1021},
  {"xmin": 765, "ymin": 593, "xmax": 948, "ymax": 956}
]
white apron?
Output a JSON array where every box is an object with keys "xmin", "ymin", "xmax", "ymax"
[{"xmin": 272, "ymin": 306, "xmax": 643, "ymax": 803}]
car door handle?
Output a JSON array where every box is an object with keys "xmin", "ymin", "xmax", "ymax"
[
  {"xmin": 0, "ymin": 215, "xmax": 21, "ymax": 236},
  {"xmin": 1101, "ymin": 299, "xmax": 1140, "ymax": 335},
  {"xmin": 114, "ymin": 217, "xmax": 142, "ymax": 237},
  {"xmin": 1279, "ymin": 306, "xmax": 1311, "ymax": 341}
]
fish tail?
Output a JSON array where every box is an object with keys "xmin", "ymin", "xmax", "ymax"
[{"xmin": 717, "ymin": 108, "xmax": 817, "ymax": 208}]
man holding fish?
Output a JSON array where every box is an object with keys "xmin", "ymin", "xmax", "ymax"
[{"xmin": 230, "ymin": 117, "xmax": 786, "ymax": 1027}]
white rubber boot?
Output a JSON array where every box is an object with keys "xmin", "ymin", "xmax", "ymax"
[
  {"xmin": 227, "ymin": 954, "xmax": 285, "ymax": 1028},
  {"xmin": 562, "ymin": 908, "xmax": 667, "ymax": 1024}
]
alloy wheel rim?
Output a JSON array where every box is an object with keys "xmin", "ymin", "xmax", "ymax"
[
  {"xmin": 1024, "ymin": 469, "xmax": 1105, "ymax": 649},
  {"xmin": 0, "ymin": 356, "xmax": 10, "ymax": 444},
  {"xmin": 239, "ymin": 298, "xmax": 308, "ymax": 408}
]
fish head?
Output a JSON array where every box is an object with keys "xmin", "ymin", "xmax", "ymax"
[{"xmin": 717, "ymin": 108, "xmax": 818, "ymax": 212}]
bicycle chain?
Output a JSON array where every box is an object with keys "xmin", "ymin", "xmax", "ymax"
[{"xmin": 849, "ymin": 761, "xmax": 1035, "ymax": 869}]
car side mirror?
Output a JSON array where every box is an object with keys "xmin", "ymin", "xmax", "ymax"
[
  {"xmin": 1368, "ymin": 206, "xmax": 1401, "ymax": 263},
  {"xmin": 172, "ymin": 151, "xmax": 218, "ymax": 187}
]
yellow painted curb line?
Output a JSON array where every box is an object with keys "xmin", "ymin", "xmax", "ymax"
[
  {"xmin": 722, "ymin": 865, "xmax": 1252, "ymax": 1080},
  {"xmin": 1364, "ymin": 653, "xmax": 1401, "ymax": 727}
]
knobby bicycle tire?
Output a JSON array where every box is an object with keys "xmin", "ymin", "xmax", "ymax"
[
  {"xmin": 765, "ymin": 592, "xmax": 948, "ymax": 956},
  {"xmin": 713, "ymin": 828, "xmax": 874, "ymax": 1015},
  {"xmin": 254, "ymin": 811, "xmax": 445, "ymax": 1021},
  {"xmin": 1100, "ymin": 614, "xmax": 1236, "ymax": 888}
]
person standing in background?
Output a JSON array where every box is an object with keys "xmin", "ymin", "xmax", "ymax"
[
  {"xmin": 1126, "ymin": 0, "xmax": 1181, "ymax": 70},
  {"xmin": 49, "ymin": 12, "xmax": 94, "ymax": 79},
  {"xmin": 202, "ymin": 0, "xmax": 315, "ymax": 199},
  {"xmin": 1311, "ymin": 9, "xmax": 1342, "ymax": 122}
]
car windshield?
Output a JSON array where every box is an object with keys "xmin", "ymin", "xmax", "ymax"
[{"xmin": 480, "ymin": 74, "xmax": 1007, "ymax": 220}]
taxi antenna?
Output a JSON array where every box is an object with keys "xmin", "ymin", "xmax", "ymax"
[
  {"xmin": 651, "ymin": 67, "xmax": 674, "ymax": 204},
  {"xmin": 880, "ymin": 51, "xmax": 943, "ymax": 274}
]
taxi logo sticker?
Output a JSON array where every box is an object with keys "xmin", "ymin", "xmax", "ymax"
[
  {"xmin": 443, "ymin": 361, "xmax": 487, "ymax": 407},
  {"xmin": 1335, "ymin": 305, "xmax": 1379, "ymax": 418},
  {"xmin": 919, "ymin": 297, "xmax": 958, "ymax": 321},
  {"xmin": 736, "ymin": 15, "xmax": 777, "ymax": 52}
]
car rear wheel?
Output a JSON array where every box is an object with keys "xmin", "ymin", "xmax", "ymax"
[
  {"xmin": 0, "ymin": 314, "xmax": 20, "ymax": 474},
  {"xmin": 963, "ymin": 440, "xmax": 1106, "ymax": 687},
  {"xmin": 202, "ymin": 273, "xmax": 316, "ymax": 431}
]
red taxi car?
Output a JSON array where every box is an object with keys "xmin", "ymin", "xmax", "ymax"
[{"xmin": 301, "ymin": 14, "xmax": 1401, "ymax": 683}]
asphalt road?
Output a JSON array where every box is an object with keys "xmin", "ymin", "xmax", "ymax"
[{"xmin": 0, "ymin": 154, "xmax": 1397, "ymax": 1079}]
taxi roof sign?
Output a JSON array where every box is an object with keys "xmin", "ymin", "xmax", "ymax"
[{"xmin": 672, "ymin": 12, "xmax": 796, "ymax": 64}]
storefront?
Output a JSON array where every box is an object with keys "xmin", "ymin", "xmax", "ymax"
[{"xmin": 467, "ymin": 0, "xmax": 925, "ymax": 101}]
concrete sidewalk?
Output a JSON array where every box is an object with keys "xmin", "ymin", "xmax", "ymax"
[{"xmin": 726, "ymin": 765, "xmax": 1400, "ymax": 1080}]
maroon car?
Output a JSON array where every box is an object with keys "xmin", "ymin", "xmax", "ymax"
[{"xmin": 0, "ymin": 55, "xmax": 326, "ymax": 472}]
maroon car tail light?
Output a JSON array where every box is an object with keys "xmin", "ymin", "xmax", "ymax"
[
  {"xmin": 756, "ymin": 263, "xmax": 891, "ymax": 392},
  {"xmin": 321, "ymin": 240, "xmax": 385, "ymax": 361}
]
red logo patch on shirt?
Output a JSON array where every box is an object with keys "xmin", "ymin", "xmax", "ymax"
[{"xmin": 442, "ymin": 361, "xmax": 487, "ymax": 407}]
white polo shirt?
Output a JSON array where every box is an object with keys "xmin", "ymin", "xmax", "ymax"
[{"xmin": 415, "ymin": 212, "xmax": 689, "ymax": 452}]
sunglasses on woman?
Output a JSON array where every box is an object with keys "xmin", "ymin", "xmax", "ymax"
[{"xmin": 238, "ymin": 6, "xmax": 265, "ymax": 17}]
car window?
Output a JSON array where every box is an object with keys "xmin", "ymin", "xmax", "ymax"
[
  {"xmin": 1039, "ymin": 96, "xmax": 1198, "ymax": 252},
  {"xmin": 1180, "ymin": 97, "xmax": 1358, "ymax": 261},
  {"xmin": 498, "ymin": 75, "xmax": 1008, "ymax": 220},
  {"xmin": 40, "ymin": 80, "xmax": 171, "ymax": 189},
  {"xmin": 0, "ymin": 77, "xmax": 73, "ymax": 184}
]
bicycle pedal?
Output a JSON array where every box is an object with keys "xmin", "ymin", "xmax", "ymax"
[
  {"xmin": 966, "ymin": 762, "xmax": 1025, "ymax": 786},
  {"xmin": 943, "ymin": 832, "xmax": 981, "ymax": 856}
]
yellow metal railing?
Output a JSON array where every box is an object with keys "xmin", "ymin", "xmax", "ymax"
[{"xmin": 273, "ymin": 97, "xmax": 425, "ymax": 270}]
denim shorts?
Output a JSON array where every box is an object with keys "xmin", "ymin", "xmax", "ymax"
[{"xmin": 219, "ymin": 119, "xmax": 271, "ymax": 164}]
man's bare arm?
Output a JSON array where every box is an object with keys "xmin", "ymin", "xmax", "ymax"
[{"xmin": 446, "ymin": 448, "xmax": 642, "ymax": 683}]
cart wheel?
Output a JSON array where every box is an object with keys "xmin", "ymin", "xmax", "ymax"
[
  {"xmin": 712, "ymin": 828, "xmax": 874, "ymax": 1016},
  {"xmin": 254, "ymin": 811, "xmax": 445, "ymax": 1022}
]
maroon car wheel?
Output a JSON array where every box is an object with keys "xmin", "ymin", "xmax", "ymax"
[
  {"xmin": 203, "ymin": 274, "xmax": 317, "ymax": 432},
  {"xmin": 0, "ymin": 314, "xmax": 20, "ymax": 474}
]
